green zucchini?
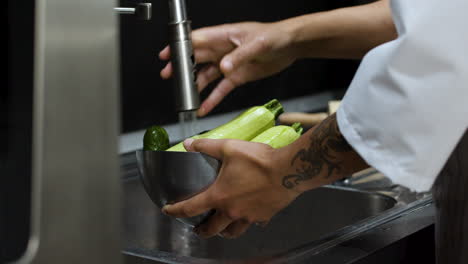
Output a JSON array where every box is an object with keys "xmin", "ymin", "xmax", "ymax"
[
  {"xmin": 167, "ymin": 99, "xmax": 284, "ymax": 152},
  {"xmin": 251, "ymin": 122, "xmax": 303, "ymax": 149},
  {"xmin": 143, "ymin": 126, "xmax": 170, "ymax": 151}
]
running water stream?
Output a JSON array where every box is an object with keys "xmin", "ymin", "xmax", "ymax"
[{"xmin": 178, "ymin": 110, "xmax": 200, "ymax": 139}]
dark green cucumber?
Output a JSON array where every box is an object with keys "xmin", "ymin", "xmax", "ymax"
[{"xmin": 143, "ymin": 125, "xmax": 170, "ymax": 151}]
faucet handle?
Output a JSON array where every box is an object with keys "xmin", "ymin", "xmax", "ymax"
[{"xmin": 115, "ymin": 3, "xmax": 152, "ymax": 20}]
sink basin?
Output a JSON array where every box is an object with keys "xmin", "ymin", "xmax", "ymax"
[{"xmin": 122, "ymin": 177, "xmax": 396, "ymax": 262}]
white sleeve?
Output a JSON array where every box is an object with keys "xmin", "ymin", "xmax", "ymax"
[{"xmin": 337, "ymin": 0, "xmax": 468, "ymax": 192}]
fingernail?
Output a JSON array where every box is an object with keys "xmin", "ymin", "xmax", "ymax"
[
  {"xmin": 183, "ymin": 138, "xmax": 195, "ymax": 150},
  {"xmin": 162, "ymin": 205, "xmax": 171, "ymax": 215},
  {"xmin": 222, "ymin": 60, "xmax": 233, "ymax": 72},
  {"xmin": 197, "ymin": 107, "xmax": 206, "ymax": 117}
]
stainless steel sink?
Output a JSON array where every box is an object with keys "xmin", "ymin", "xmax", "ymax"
[{"xmin": 122, "ymin": 177, "xmax": 396, "ymax": 263}]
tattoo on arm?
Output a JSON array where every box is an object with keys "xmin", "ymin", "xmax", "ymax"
[{"xmin": 282, "ymin": 114, "xmax": 353, "ymax": 189}]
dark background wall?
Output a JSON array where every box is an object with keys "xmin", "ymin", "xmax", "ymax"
[
  {"xmin": 4, "ymin": 1, "xmax": 35, "ymax": 261},
  {"xmin": 120, "ymin": 0, "xmax": 366, "ymax": 132}
]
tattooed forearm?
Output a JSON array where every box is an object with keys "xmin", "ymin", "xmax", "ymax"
[{"xmin": 282, "ymin": 114, "xmax": 354, "ymax": 189}]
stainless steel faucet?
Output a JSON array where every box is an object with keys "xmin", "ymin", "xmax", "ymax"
[
  {"xmin": 116, "ymin": 0, "xmax": 200, "ymax": 113},
  {"xmin": 168, "ymin": 0, "xmax": 200, "ymax": 112},
  {"xmin": 115, "ymin": 3, "xmax": 152, "ymax": 20}
]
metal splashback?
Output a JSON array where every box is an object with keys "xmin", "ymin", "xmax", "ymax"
[{"xmin": 14, "ymin": 0, "xmax": 121, "ymax": 263}]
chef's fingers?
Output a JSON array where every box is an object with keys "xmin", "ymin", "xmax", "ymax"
[
  {"xmin": 197, "ymin": 78, "xmax": 237, "ymax": 117},
  {"xmin": 160, "ymin": 24, "xmax": 234, "ymax": 61},
  {"xmin": 159, "ymin": 44, "xmax": 220, "ymax": 62},
  {"xmin": 160, "ymin": 49, "xmax": 220, "ymax": 80},
  {"xmin": 159, "ymin": 45, "xmax": 170, "ymax": 60},
  {"xmin": 162, "ymin": 191, "xmax": 213, "ymax": 219},
  {"xmin": 194, "ymin": 210, "xmax": 233, "ymax": 239},
  {"xmin": 196, "ymin": 65, "xmax": 222, "ymax": 92},
  {"xmin": 221, "ymin": 219, "xmax": 250, "ymax": 239},
  {"xmin": 194, "ymin": 49, "xmax": 220, "ymax": 64},
  {"xmin": 161, "ymin": 27, "xmax": 232, "ymax": 62},
  {"xmin": 220, "ymin": 38, "xmax": 269, "ymax": 74},
  {"xmin": 160, "ymin": 62, "xmax": 172, "ymax": 79},
  {"xmin": 192, "ymin": 24, "xmax": 235, "ymax": 49},
  {"xmin": 183, "ymin": 138, "xmax": 228, "ymax": 160}
]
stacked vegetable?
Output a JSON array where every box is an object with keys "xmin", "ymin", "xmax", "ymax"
[{"xmin": 143, "ymin": 99, "xmax": 303, "ymax": 152}]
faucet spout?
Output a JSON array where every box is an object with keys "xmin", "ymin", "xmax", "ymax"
[{"xmin": 169, "ymin": 0, "xmax": 200, "ymax": 112}]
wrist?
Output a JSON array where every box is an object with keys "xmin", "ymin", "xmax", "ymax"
[
  {"xmin": 271, "ymin": 19, "xmax": 305, "ymax": 62},
  {"xmin": 270, "ymin": 146, "xmax": 313, "ymax": 196}
]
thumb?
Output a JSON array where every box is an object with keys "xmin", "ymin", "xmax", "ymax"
[
  {"xmin": 162, "ymin": 190, "xmax": 213, "ymax": 218},
  {"xmin": 220, "ymin": 38, "xmax": 269, "ymax": 74},
  {"xmin": 184, "ymin": 138, "xmax": 228, "ymax": 160}
]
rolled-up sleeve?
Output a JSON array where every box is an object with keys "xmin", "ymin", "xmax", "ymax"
[{"xmin": 337, "ymin": 0, "xmax": 468, "ymax": 192}]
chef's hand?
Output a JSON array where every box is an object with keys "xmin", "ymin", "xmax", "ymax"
[
  {"xmin": 159, "ymin": 22, "xmax": 297, "ymax": 117},
  {"xmin": 162, "ymin": 138, "xmax": 300, "ymax": 239}
]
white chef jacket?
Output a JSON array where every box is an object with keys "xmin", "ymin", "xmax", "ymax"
[{"xmin": 337, "ymin": 0, "xmax": 468, "ymax": 192}]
